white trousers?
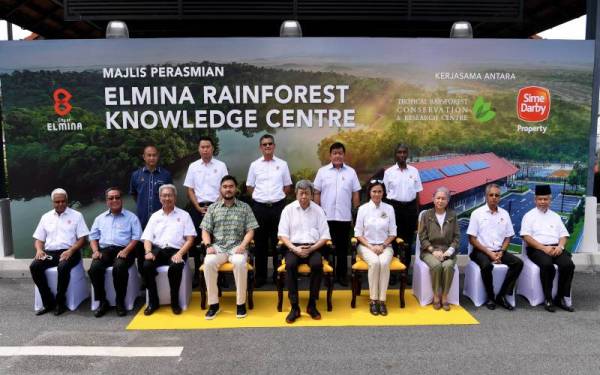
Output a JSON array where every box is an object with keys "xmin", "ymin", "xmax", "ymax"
[
  {"xmin": 204, "ymin": 252, "xmax": 247, "ymax": 305},
  {"xmin": 358, "ymin": 245, "xmax": 394, "ymax": 301}
]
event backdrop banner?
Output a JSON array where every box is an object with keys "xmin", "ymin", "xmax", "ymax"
[{"xmin": 0, "ymin": 38, "xmax": 594, "ymax": 258}]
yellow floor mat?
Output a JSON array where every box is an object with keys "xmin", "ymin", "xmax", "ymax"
[{"xmin": 127, "ymin": 290, "xmax": 479, "ymax": 330}]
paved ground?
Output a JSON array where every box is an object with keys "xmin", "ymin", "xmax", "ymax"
[{"xmin": 0, "ymin": 273, "xmax": 599, "ymax": 375}]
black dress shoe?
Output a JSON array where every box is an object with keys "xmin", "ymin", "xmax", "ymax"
[
  {"xmin": 378, "ymin": 301, "xmax": 388, "ymax": 316},
  {"xmin": 554, "ymin": 298, "xmax": 575, "ymax": 312},
  {"xmin": 369, "ymin": 301, "xmax": 379, "ymax": 316},
  {"xmin": 171, "ymin": 304, "xmax": 182, "ymax": 315},
  {"xmin": 94, "ymin": 300, "xmax": 110, "ymax": 318},
  {"xmin": 544, "ymin": 300, "xmax": 556, "ymax": 313},
  {"xmin": 495, "ymin": 296, "xmax": 514, "ymax": 311},
  {"xmin": 53, "ymin": 304, "xmax": 67, "ymax": 316},
  {"xmin": 35, "ymin": 306, "xmax": 54, "ymax": 316},
  {"xmin": 286, "ymin": 306, "xmax": 301, "ymax": 324},
  {"xmin": 144, "ymin": 305, "xmax": 159, "ymax": 316},
  {"xmin": 485, "ymin": 300, "xmax": 496, "ymax": 310},
  {"xmin": 205, "ymin": 304, "xmax": 220, "ymax": 320},
  {"xmin": 236, "ymin": 303, "xmax": 247, "ymax": 318},
  {"xmin": 115, "ymin": 304, "xmax": 127, "ymax": 317},
  {"xmin": 306, "ymin": 305, "xmax": 321, "ymax": 320}
]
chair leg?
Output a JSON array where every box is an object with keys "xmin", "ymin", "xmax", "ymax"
[
  {"xmin": 351, "ymin": 271, "xmax": 357, "ymax": 308},
  {"xmin": 199, "ymin": 271, "xmax": 207, "ymax": 310},
  {"xmin": 357, "ymin": 273, "xmax": 362, "ymax": 296},
  {"xmin": 276, "ymin": 272, "xmax": 284, "ymax": 312},
  {"xmin": 326, "ymin": 274, "xmax": 333, "ymax": 312},
  {"xmin": 399, "ymin": 270, "xmax": 407, "ymax": 308},
  {"xmin": 247, "ymin": 270, "xmax": 254, "ymax": 310}
]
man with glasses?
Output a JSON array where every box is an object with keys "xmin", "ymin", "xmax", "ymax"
[
  {"xmin": 184, "ymin": 136, "xmax": 228, "ymax": 287},
  {"xmin": 88, "ymin": 187, "xmax": 142, "ymax": 317},
  {"xmin": 467, "ymin": 184, "xmax": 523, "ymax": 310},
  {"xmin": 313, "ymin": 142, "xmax": 360, "ymax": 286},
  {"xmin": 141, "ymin": 184, "xmax": 196, "ymax": 315},
  {"xmin": 30, "ymin": 188, "xmax": 89, "ymax": 316},
  {"xmin": 383, "ymin": 144, "xmax": 422, "ymax": 275},
  {"xmin": 279, "ymin": 180, "xmax": 331, "ymax": 323},
  {"xmin": 246, "ymin": 134, "xmax": 292, "ymax": 287}
]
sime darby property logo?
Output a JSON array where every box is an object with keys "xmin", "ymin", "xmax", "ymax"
[
  {"xmin": 47, "ymin": 88, "xmax": 82, "ymax": 131},
  {"xmin": 516, "ymin": 86, "xmax": 551, "ymax": 122}
]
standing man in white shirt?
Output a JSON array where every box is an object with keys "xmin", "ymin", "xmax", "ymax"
[
  {"xmin": 467, "ymin": 184, "xmax": 523, "ymax": 311},
  {"xmin": 521, "ymin": 184, "xmax": 575, "ymax": 313},
  {"xmin": 246, "ymin": 134, "xmax": 292, "ymax": 287},
  {"xmin": 313, "ymin": 142, "xmax": 361, "ymax": 286},
  {"xmin": 141, "ymin": 184, "xmax": 197, "ymax": 315},
  {"xmin": 30, "ymin": 188, "xmax": 89, "ymax": 316},
  {"xmin": 183, "ymin": 136, "xmax": 228, "ymax": 287},
  {"xmin": 279, "ymin": 180, "xmax": 332, "ymax": 323},
  {"xmin": 383, "ymin": 144, "xmax": 423, "ymax": 275}
]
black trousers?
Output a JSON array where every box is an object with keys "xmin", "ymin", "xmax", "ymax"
[
  {"xmin": 388, "ymin": 199, "xmax": 418, "ymax": 270},
  {"xmin": 252, "ymin": 199, "xmax": 285, "ymax": 283},
  {"xmin": 328, "ymin": 221, "xmax": 351, "ymax": 279},
  {"xmin": 527, "ymin": 246, "xmax": 575, "ymax": 301},
  {"xmin": 143, "ymin": 247, "xmax": 188, "ymax": 307},
  {"xmin": 30, "ymin": 249, "xmax": 82, "ymax": 308},
  {"xmin": 88, "ymin": 246, "xmax": 135, "ymax": 306},
  {"xmin": 188, "ymin": 202, "xmax": 212, "ymax": 280},
  {"xmin": 285, "ymin": 248, "xmax": 322, "ymax": 305},
  {"xmin": 470, "ymin": 250, "xmax": 523, "ymax": 300}
]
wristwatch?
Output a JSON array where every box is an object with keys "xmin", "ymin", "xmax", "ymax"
[{"xmin": 558, "ymin": 245, "xmax": 565, "ymax": 251}]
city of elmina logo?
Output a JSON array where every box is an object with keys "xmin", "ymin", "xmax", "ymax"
[
  {"xmin": 516, "ymin": 86, "xmax": 550, "ymax": 122},
  {"xmin": 48, "ymin": 88, "xmax": 82, "ymax": 131},
  {"xmin": 53, "ymin": 88, "xmax": 73, "ymax": 117},
  {"xmin": 472, "ymin": 96, "xmax": 496, "ymax": 123}
]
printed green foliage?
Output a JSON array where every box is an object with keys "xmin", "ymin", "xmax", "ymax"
[{"xmin": 472, "ymin": 96, "xmax": 496, "ymax": 123}]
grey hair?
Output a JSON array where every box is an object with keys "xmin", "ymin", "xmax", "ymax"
[
  {"xmin": 158, "ymin": 184, "xmax": 177, "ymax": 196},
  {"xmin": 50, "ymin": 188, "xmax": 68, "ymax": 201},
  {"xmin": 433, "ymin": 186, "xmax": 451, "ymax": 199},
  {"xmin": 295, "ymin": 180, "xmax": 314, "ymax": 195},
  {"xmin": 485, "ymin": 183, "xmax": 501, "ymax": 195}
]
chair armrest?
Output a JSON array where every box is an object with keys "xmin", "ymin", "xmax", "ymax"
[{"xmin": 350, "ymin": 237, "xmax": 358, "ymax": 263}]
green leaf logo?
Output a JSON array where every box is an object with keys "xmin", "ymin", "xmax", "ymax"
[{"xmin": 472, "ymin": 96, "xmax": 496, "ymax": 123}]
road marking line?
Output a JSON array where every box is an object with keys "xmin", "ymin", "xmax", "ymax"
[{"xmin": 0, "ymin": 346, "xmax": 183, "ymax": 357}]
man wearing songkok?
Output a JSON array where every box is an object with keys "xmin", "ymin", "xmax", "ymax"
[
  {"xmin": 520, "ymin": 184, "xmax": 575, "ymax": 312},
  {"xmin": 30, "ymin": 188, "xmax": 89, "ymax": 316}
]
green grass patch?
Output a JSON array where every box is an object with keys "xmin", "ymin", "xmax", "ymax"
[{"xmin": 566, "ymin": 219, "xmax": 584, "ymax": 252}]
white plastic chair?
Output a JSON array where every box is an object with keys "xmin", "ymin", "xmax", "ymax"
[
  {"xmin": 412, "ymin": 211, "xmax": 460, "ymax": 306},
  {"xmin": 90, "ymin": 264, "xmax": 141, "ymax": 311},
  {"xmin": 463, "ymin": 244, "xmax": 515, "ymax": 307},
  {"xmin": 146, "ymin": 261, "xmax": 192, "ymax": 310},
  {"xmin": 516, "ymin": 241, "xmax": 572, "ymax": 306},
  {"xmin": 34, "ymin": 259, "xmax": 90, "ymax": 311}
]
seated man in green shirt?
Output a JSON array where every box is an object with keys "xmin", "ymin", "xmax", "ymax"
[{"xmin": 201, "ymin": 175, "xmax": 259, "ymax": 320}]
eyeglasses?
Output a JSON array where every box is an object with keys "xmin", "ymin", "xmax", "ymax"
[
  {"xmin": 487, "ymin": 193, "xmax": 501, "ymax": 197},
  {"xmin": 261, "ymin": 142, "xmax": 274, "ymax": 147},
  {"xmin": 370, "ymin": 179, "xmax": 384, "ymax": 184},
  {"xmin": 107, "ymin": 196, "xmax": 121, "ymax": 201}
]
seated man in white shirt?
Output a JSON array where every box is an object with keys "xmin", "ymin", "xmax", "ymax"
[
  {"xmin": 141, "ymin": 184, "xmax": 196, "ymax": 315},
  {"xmin": 467, "ymin": 184, "xmax": 523, "ymax": 311},
  {"xmin": 30, "ymin": 188, "xmax": 90, "ymax": 316},
  {"xmin": 278, "ymin": 180, "xmax": 331, "ymax": 323},
  {"xmin": 521, "ymin": 184, "xmax": 574, "ymax": 313}
]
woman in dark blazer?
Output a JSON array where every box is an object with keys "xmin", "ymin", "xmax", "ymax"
[{"xmin": 418, "ymin": 186, "xmax": 460, "ymax": 311}]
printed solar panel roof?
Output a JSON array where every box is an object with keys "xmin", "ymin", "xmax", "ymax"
[
  {"xmin": 441, "ymin": 164, "xmax": 470, "ymax": 176},
  {"xmin": 466, "ymin": 160, "xmax": 490, "ymax": 171},
  {"xmin": 419, "ymin": 168, "xmax": 444, "ymax": 183}
]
